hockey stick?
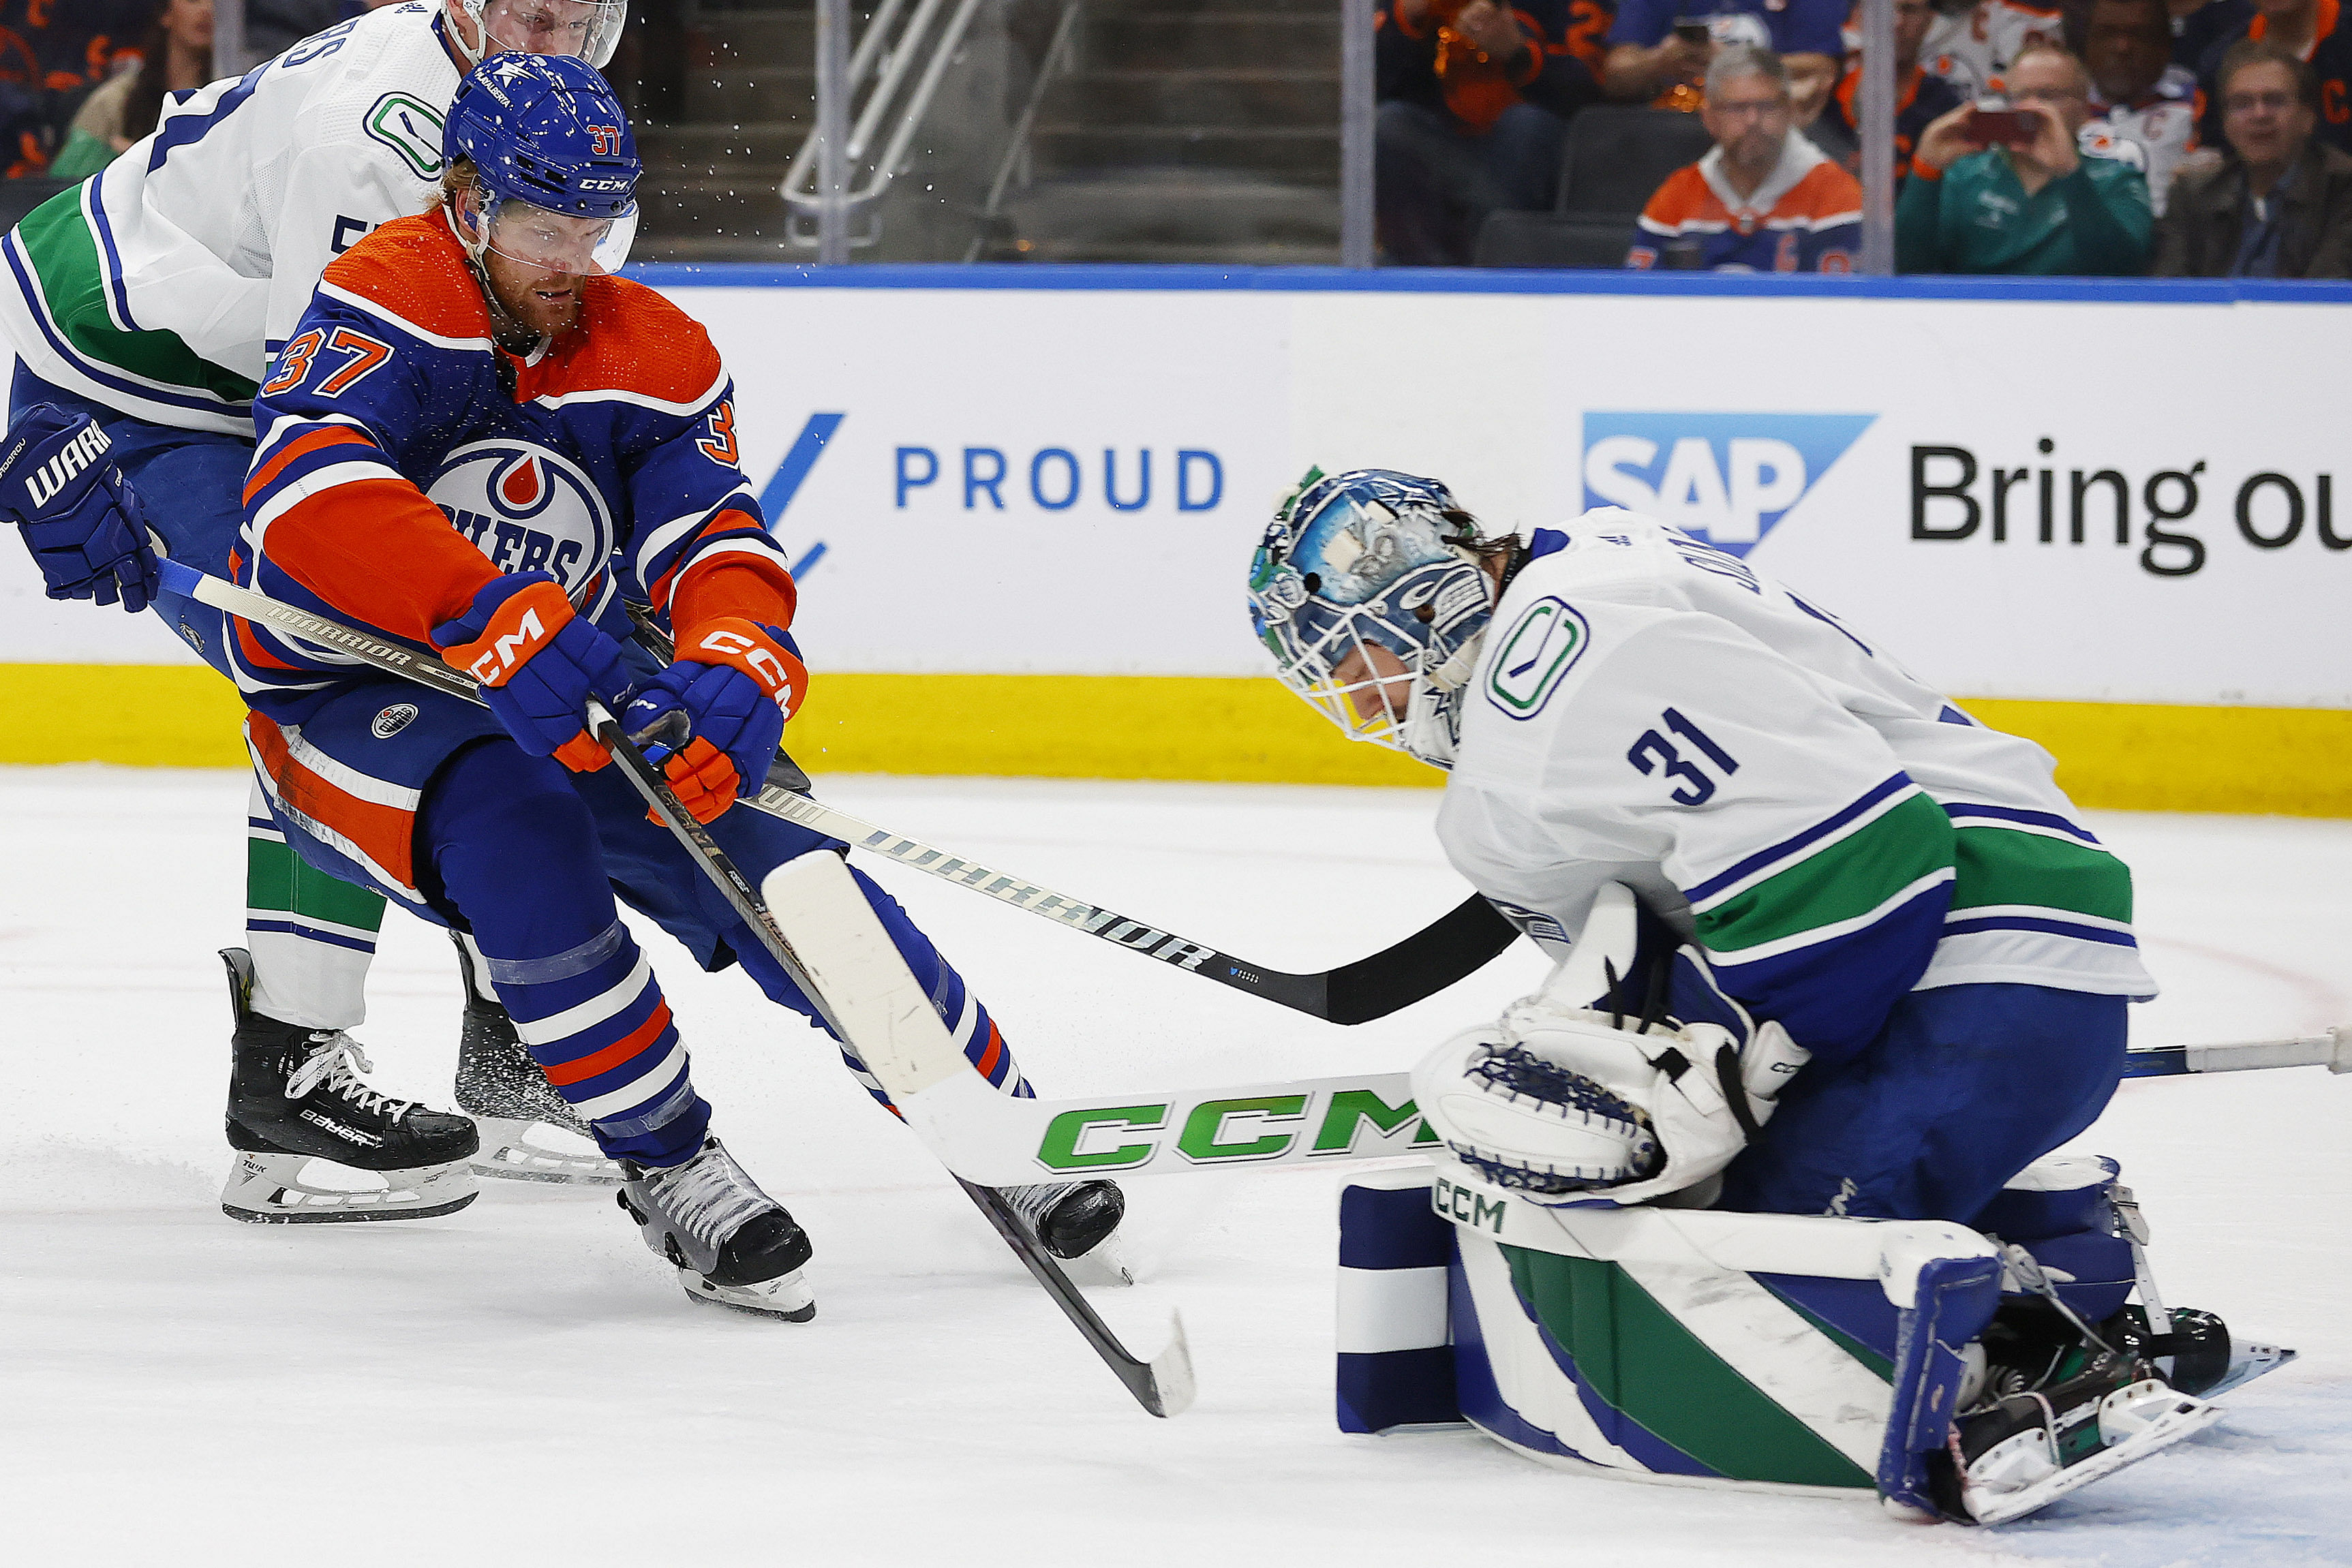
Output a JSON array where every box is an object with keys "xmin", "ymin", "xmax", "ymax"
[
  {"xmin": 162, "ymin": 559, "xmax": 1521, "ymax": 1024},
  {"xmin": 877, "ymin": 1029, "xmax": 2352, "ymax": 1186},
  {"xmin": 578, "ymin": 698, "xmax": 1193, "ymax": 1419},
  {"xmin": 149, "ymin": 555, "xmax": 1185, "ymax": 1414}
]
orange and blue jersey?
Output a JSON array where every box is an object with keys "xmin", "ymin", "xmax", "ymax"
[
  {"xmin": 230, "ymin": 209, "xmax": 792, "ymax": 723},
  {"xmin": 1626, "ymin": 138, "xmax": 1863, "ymax": 271}
]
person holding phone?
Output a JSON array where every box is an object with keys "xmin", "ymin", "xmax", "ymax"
[
  {"xmin": 1600, "ymin": 0, "xmax": 1846, "ymax": 104},
  {"xmin": 1896, "ymin": 41, "xmax": 2156, "ymax": 272}
]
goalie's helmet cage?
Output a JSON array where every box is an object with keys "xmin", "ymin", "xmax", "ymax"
[
  {"xmin": 1247, "ymin": 468, "xmax": 1498, "ymax": 769},
  {"xmin": 444, "ymin": 0, "xmax": 630, "ymax": 71},
  {"xmin": 444, "ymin": 53, "xmax": 641, "ymax": 273}
]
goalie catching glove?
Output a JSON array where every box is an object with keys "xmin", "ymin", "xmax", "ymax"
[
  {"xmin": 624, "ymin": 618, "xmax": 806, "ymax": 824},
  {"xmin": 1411, "ymin": 943, "xmax": 1810, "ymax": 1207}
]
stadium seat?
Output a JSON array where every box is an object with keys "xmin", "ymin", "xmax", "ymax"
[{"xmin": 1473, "ymin": 107, "xmax": 1714, "ymax": 268}]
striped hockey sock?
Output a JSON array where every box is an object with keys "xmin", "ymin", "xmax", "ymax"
[
  {"xmin": 487, "ymin": 919, "xmax": 709, "ymax": 1167},
  {"xmin": 244, "ymin": 780, "xmax": 384, "ymax": 1030}
]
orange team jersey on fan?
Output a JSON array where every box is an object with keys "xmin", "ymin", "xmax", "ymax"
[
  {"xmin": 1628, "ymin": 139, "xmax": 1862, "ymax": 271},
  {"xmin": 229, "ymin": 211, "xmax": 794, "ymax": 724}
]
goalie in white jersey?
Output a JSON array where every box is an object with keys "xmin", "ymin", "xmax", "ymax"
[
  {"xmin": 0, "ymin": 0, "xmax": 632, "ymax": 1213},
  {"xmin": 1248, "ymin": 470, "xmax": 2249, "ymax": 1522}
]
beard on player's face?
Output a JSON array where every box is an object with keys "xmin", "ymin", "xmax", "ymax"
[{"xmin": 483, "ymin": 247, "xmax": 587, "ymax": 338}]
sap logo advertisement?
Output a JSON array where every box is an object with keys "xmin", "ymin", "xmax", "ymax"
[{"xmin": 1580, "ymin": 413, "xmax": 1876, "ymax": 556}]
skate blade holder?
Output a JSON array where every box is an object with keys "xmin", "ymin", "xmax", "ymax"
[
  {"xmin": 470, "ymin": 1118, "xmax": 622, "ymax": 1186},
  {"xmin": 221, "ymin": 1152, "xmax": 480, "ymax": 1224},
  {"xmin": 1964, "ymin": 1382, "xmax": 2225, "ymax": 1525}
]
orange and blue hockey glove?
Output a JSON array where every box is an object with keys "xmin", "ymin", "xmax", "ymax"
[
  {"xmin": 622, "ymin": 617, "xmax": 807, "ymax": 823},
  {"xmin": 432, "ymin": 572, "xmax": 632, "ymax": 773}
]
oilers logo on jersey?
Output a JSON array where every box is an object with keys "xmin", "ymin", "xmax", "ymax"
[{"xmin": 427, "ymin": 442, "xmax": 615, "ymax": 599}]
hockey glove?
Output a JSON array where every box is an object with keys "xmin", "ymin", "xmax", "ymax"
[
  {"xmin": 1411, "ymin": 945, "xmax": 1810, "ymax": 1208},
  {"xmin": 432, "ymin": 572, "xmax": 630, "ymax": 773},
  {"xmin": 622, "ymin": 618, "xmax": 806, "ymax": 823},
  {"xmin": 0, "ymin": 403, "xmax": 160, "ymax": 613}
]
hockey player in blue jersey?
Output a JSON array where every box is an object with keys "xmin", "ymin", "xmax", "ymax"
[
  {"xmin": 1249, "ymin": 469, "xmax": 2264, "ymax": 1522},
  {"xmin": 78, "ymin": 56, "xmax": 1123, "ymax": 1316}
]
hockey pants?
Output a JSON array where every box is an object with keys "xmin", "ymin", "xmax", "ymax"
[{"xmin": 254, "ymin": 691, "xmax": 1029, "ymax": 1165}]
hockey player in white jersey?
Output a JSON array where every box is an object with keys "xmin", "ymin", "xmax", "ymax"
[
  {"xmin": 1248, "ymin": 470, "xmax": 2263, "ymax": 1523},
  {"xmin": 0, "ymin": 0, "xmax": 631, "ymax": 1217}
]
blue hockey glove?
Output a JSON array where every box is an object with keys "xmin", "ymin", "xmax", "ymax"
[
  {"xmin": 623, "ymin": 620, "xmax": 804, "ymax": 823},
  {"xmin": 0, "ymin": 403, "xmax": 159, "ymax": 613},
  {"xmin": 432, "ymin": 572, "xmax": 632, "ymax": 773}
]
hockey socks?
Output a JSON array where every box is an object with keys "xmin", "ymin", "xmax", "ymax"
[{"xmin": 244, "ymin": 780, "xmax": 385, "ymax": 1031}]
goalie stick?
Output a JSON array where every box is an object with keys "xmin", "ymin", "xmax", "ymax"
[
  {"xmin": 881, "ymin": 1028, "xmax": 2352, "ymax": 1186},
  {"xmin": 160, "ymin": 559, "xmax": 1521, "ymax": 1024}
]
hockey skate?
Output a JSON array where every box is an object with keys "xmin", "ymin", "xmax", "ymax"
[
  {"xmin": 219, "ymin": 947, "xmax": 480, "ymax": 1224},
  {"xmin": 448, "ymin": 933, "xmax": 621, "ymax": 1186},
  {"xmin": 617, "ymin": 1137, "xmax": 816, "ymax": 1321},
  {"xmin": 998, "ymin": 1178, "xmax": 1132, "ymax": 1284},
  {"xmin": 1936, "ymin": 1300, "xmax": 2225, "ymax": 1525}
]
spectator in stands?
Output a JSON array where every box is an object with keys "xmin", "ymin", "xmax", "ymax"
[
  {"xmin": 1628, "ymin": 44, "xmax": 1863, "ymax": 267},
  {"xmin": 2157, "ymin": 37, "xmax": 2352, "ymax": 269},
  {"xmin": 1602, "ymin": 0, "xmax": 1847, "ymax": 106},
  {"xmin": 2082, "ymin": 0, "xmax": 2200, "ymax": 211},
  {"xmin": 1899, "ymin": 41, "xmax": 2155, "ymax": 270},
  {"xmin": 2195, "ymin": 0, "xmax": 2352, "ymax": 156},
  {"xmin": 2173, "ymin": 0, "xmax": 2251, "ymax": 69},
  {"xmin": 1375, "ymin": 0, "xmax": 1604, "ymax": 265},
  {"xmin": 50, "ymin": 0, "xmax": 213, "ymax": 181},
  {"xmin": 0, "ymin": 0, "xmax": 149, "ymax": 177},
  {"xmin": 1919, "ymin": 0, "xmax": 2066, "ymax": 98},
  {"xmin": 1815, "ymin": 0, "xmax": 1966, "ymax": 176}
]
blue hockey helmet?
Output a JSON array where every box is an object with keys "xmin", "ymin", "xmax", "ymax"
[
  {"xmin": 1247, "ymin": 467, "xmax": 1502, "ymax": 769},
  {"xmin": 444, "ymin": 53, "xmax": 639, "ymax": 273}
]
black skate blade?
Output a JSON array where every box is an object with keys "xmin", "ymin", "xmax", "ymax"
[{"xmin": 221, "ymin": 1190, "xmax": 479, "ymax": 1225}]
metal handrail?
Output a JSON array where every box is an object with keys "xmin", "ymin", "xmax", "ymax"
[
  {"xmin": 961, "ymin": 0, "xmax": 1083, "ymax": 262},
  {"xmin": 780, "ymin": 0, "xmax": 989, "ymax": 249}
]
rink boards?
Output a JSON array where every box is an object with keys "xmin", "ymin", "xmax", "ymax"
[{"xmin": 5, "ymin": 268, "xmax": 2348, "ymax": 814}]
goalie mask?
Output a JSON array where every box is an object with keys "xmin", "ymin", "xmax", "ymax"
[{"xmin": 1247, "ymin": 467, "xmax": 1500, "ymax": 769}]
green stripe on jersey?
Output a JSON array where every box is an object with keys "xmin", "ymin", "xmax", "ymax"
[
  {"xmin": 15, "ymin": 189, "xmax": 258, "ymax": 403},
  {"xmin": 246, "ymin": 837, "xmax": 388, "ymax": 930},
  {"xmin": 1950, "ymin": 825, "xmax": 2133, "ymax": 923},
  {"xmin": 1696, "ymin": 791, "xmax": 1955, "ymax": 956},
  {"xmin": 1503, "ymin": 1247, "xmax": 1875, "ymax": 1488}
]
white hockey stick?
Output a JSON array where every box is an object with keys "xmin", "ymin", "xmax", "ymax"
[{"xmin": 889, "ymin": 1028, "xmax": 2352, "ymax": 1186}]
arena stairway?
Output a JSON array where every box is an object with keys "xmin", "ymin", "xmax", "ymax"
[{"xmin": 628, "ymin": 0, "xmax": 1341, "ymax": 266}]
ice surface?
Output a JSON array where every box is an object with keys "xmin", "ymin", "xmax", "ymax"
[{"xmin": 2, "ymin": 767, "xmax": 2347, "ymax": 1565}]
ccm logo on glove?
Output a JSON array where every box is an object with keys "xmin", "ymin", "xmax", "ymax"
[
  {"xmin": 432, "ymin": 573, "xmax": 631, "ymax": 774},
  {"xmin": 694, "ymin": 622, "xmax": 801, "ymax": 711}
]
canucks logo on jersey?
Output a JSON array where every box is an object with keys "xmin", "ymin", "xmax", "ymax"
[{"xmin": 427, "ymin": 441, "xmax": 616, "ymax": 601}]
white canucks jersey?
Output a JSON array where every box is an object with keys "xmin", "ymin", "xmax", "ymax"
[
  {"xmin": 1437, "ymin": 512, "xmax": 2154, "ymax": 1062},
  {"xmin": 1919, "ymin": 0, "xmax": 2064, "ymax": 100},
  {"xmin": 2084, "ymin": 66, "xmax": 2202, "ymax": 217},
  {"xmin": 0, "ymin": 1, "xmax": 459, "ymax": 435}
]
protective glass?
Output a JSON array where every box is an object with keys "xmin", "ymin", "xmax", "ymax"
[
  {"xmin": 479, "ymin": 192, "xmax": 638, "ymax": 274},
  {"xmin": 462, "ymin": 0, "xmax": 628, "ymax": 67}
]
